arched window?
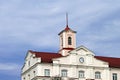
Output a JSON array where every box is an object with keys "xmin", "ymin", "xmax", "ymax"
[
  {"xmin": 78, "ymin": 71, "xmax": 85, "ymax": 78},
  {"xmin": 68, "ymin": 37, "xmax": 72, "ymax": 45},
  {"xmin": 95, "ymin": 72, "xmax": 101, "ymax": 79}
]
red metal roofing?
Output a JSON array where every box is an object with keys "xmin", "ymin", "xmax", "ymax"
[
  {"xmin": 95, "ymin": 56, "xmax": 120, "ymax": 68},
  {"xmin": 29, "ymin": 50, "xmax": 120, "ymax": 68},
  {"xmin": 29, "ymin": 50, "xmax": 62, "ymax": 63},
  {"xmin": 64, "ymin": 25, "xmax": 70, "ymax": 31},
  {"xmin": 58, "ymin": 26, "xmax": 76, "ymax": 35}
]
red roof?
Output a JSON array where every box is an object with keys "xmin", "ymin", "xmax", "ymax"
[
  {"xmin": 64, "ymin": 25, "xmax": 70, "ymax": 31},
  {"xmin": 29, "ymin": 50, "xmax": 120, "ymax": 68},
  {"xmin": 58, "ymin": 26, "xmax": 76, "ymax": 35},
  {"xmin": 29, "ymin": 50, "xmax": 62, "ymax": 63},
  {"xmin": 95, "ymin": 56, "xmax": 120, "ymax": 68}
]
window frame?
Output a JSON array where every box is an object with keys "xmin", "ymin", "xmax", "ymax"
[
  {"xmin": 44, "ymin": 69, "xmax": 50, "ymax": 76},
  {"xmin": 78, "ymin": 71, "xmax": 85, "ymax": 78},
  {"xmin": 68, "ymin": 37, "xmax": 72, "ymax": 45},
  {"xmin": 61, "ymin": 36, "xmax": 63, "ymax": 46},
  {"xmin": 113, "ymin": 73, "xmax": 117, "ymax": 80},
  {"xmin": 95, "ymin": 71, "xmax": 101, "ymax": 79},
  {"xmin": 28, "ymin": 61, "xmax": 30, "ymax": 67},
  {"xmin": 61, "ymin": 69, "xmax": 67, "ymax": 77}
]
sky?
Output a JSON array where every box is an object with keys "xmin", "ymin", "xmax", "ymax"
[{"xmin": 0, "ymin": 0, "xmax": 120, "ymax": 80}]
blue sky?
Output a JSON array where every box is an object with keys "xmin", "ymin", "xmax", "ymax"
[{"xmin": 0, "ymin": 0, "xmax": 120, "ymax": 80}]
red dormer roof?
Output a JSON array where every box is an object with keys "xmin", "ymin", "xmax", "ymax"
[
  {"xmin": 58, "ymin": 25, "xmax": 76, "ymax": 35},
  {"xmin": 29, "ymin": 50, "xmax": 63, "ymax": 63},
  {"xmin": 95, "ymin": 56, "xmax": 120, "ymax": 68}
]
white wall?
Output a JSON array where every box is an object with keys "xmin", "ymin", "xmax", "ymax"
[
  {"xmin": 21, "ymin": 52, "xmax": 41, "ymax": 80},
  {"xmin": 21, "ymin": 47, "xmax": 120, "ymax": 80},
  {"xmin": 110, "ymin": 68, "xmax": 120, "ymax": 80}
]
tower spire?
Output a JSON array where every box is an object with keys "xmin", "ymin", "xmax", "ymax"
[
  {"xmin": 66, "ymin": 13, "xmax": 68, "ymax": 27},
  {"xmin": 58, "ymin": 14, "xmax": 77, "ymax": 56}
]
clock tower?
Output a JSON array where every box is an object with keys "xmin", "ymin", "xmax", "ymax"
[{"xmin": 58, "ymin": 14, "xmax": 76, "ymax": 56}]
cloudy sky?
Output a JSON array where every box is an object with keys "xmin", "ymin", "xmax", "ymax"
[{"xmin": 0, "ymin": 0, "xmax": 120, "ymax": 80}]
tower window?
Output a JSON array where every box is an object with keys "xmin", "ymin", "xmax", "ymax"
[
  {"xmin": 61, "ymin": 37, "xmax": 63, "ymax": 46},
  {"xmin": 68, "ymin": 37, "xmax": 72, "ymax": 45}
]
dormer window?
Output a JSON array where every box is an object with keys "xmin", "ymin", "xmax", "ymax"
[{"xmin": 68, "ymin": 37, "xmax": 72, "ymax": 45}]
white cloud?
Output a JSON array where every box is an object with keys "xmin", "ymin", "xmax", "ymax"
[
  {"xmin": 0, "ymin": 0, "xmax": 120, "ymax": 80},
  {"xmin": 0, "ymin": 63, "xmax": 21, "ymax": 76},
  {"xmin": 0, "ymin": 0, "xmax": 120, "ymax": 56},
  {"xmin": 0, "ymin": 63, "xmax": 19, "ymax": 70}
]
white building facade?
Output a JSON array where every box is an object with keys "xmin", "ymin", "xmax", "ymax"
[{"xmin": 21, "ymin": 25, "xmax": 120, "ymax": 80}]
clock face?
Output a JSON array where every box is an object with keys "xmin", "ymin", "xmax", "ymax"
[{"xmin": 79, "ymin": 57, "xmax": 84, "ymax": 63}]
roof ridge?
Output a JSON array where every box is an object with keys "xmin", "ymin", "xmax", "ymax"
[{"xmin": 29, "ymin": 50, "xmax": 58, "ymax": 54}]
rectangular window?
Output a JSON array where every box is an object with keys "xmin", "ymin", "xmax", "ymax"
[
  {"xmin": 113, "ymin": 73, "xmax": 117, "ymax": 80},
  {"xmin": 79, "ymin": 71, "xmax": 84, "ymax": 78},
  {"xmin": 95, "ymin": 72, "xmax": 101, "ymax": 79},
  {"xmin": 61, "ymin": 70, "xmax": 67, "ymax": 77},
  {"xmin": 28, "ymin": 61, "xmax": 30, "ymax": 67},
  {"xmin": 44, "ymin": 69, "xmax": 50, "ymax": 76}
]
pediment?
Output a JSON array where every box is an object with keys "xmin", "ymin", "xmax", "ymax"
[{"xmin": 69, "ymin": 45, "xmax": 95, "ymax": 56}]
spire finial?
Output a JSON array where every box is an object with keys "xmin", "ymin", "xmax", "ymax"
[{"xmin": 66, "ymin": 12, "xmax": 68, "ymax": 27}]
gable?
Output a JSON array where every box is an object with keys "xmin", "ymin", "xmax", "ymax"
[
  {"xmin": 22, "ymin": 51, "xmax": 35, "ymax": 72},
  {"xmin": 69, "ymin": 45, "xmax": 95, "ymax": 56},
  {"xmin": 25, "ymin": 50, "xmax": 35, "ymax": 60}
]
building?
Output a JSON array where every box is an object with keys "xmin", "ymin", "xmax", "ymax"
[{"xmin": 21, "ymin": 19, "xmax": 120, "ymax": 80}]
